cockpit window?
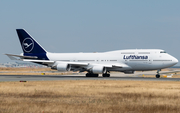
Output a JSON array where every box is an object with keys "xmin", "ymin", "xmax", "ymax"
[{"xmin": 160, "ymin": 51, "xmax": 167, "ymax": 53}]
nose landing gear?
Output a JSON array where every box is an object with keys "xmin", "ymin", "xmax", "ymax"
[
  {"xmin": 156, "ymin": 70, "xmax": 161, "ymax": 78},
  {"xmin": 156, "ymin": 74, "xmax": 160, "ymax": 78}
]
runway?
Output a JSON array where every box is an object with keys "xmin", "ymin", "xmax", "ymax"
[{"xmin": 0, "ymin": 74, "xmax": 180, "ymax": 82}]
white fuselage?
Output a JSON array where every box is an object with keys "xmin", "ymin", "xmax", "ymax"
[
  {"xmin": 13, "ymin": 29, "xmax": 179, "ymax": 77},
  {"xmin": 46, "ymin": 49, "xmax": 178, "ymax": 72}
]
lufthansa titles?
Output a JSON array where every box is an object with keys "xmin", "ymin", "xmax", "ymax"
[{"xmin": 123, "ymin": 55, "xmax": 148, "ymax": 59}]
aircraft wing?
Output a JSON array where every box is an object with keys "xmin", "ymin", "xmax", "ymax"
[
  {"xmin": 22, "ymin": 59, "xmax": 89, "ymax": 67},
  {"xmin": 11, "ymin": 56, "xmax": 128, "ymax": 69},
  {"xmin": 6, "ymin": 54, "xmax": 129, "ymax": 72},
  {"xmin": 22, "ymin": 59, "xmax": 130, "ymax": 72}
]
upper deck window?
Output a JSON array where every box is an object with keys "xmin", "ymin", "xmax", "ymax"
[{"xmin": 160, "ymin": 51, "xmax": 167, "ymax": 53}]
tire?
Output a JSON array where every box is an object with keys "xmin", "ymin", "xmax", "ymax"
[
  {"xmin": 86, "ymin": 73, "xmax": 98, "ymax": 77},
  {"xmin": 86, "ymin": 73, "xmax": 91, "ymax": 77},
  {"xmin": 156, "ymin": 74, "xmax": 160, "ymax": 78},
  {"xmin": 93, "ymin": 74, "xmax": 99, "ymax": 77},
  {"xmin": 103, "ymin": 74, "xmax": 110, "ymax": 77}
]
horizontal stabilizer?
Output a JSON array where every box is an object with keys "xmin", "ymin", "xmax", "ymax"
[
  {"xmin": 6, "ymin": 55, "xmax": 18, "ymax": 60},
  {"xmin": 5, "ymin": 54, "xmax": 38, "ymax": 59},
  {"xmin": 22, "ymin": 59, "xmax": 54, "ymax": 63}
]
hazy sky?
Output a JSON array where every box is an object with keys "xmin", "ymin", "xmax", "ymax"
[{"xmin": 0, "ymin": 1, "xmax": 180, "ymax": 65}]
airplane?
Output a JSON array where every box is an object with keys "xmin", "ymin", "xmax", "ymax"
[{"xmin": 5, "ymin": 29, "xmax": 178, "ymax": 78}]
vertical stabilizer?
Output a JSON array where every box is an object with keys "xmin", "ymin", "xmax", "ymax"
[
  {"xmin": 16, "ymin": 29, "xmax": 49, "ymax": 60},
  {"xmin": 16, "ymin": 29, "xmax": 47, "ymax": 54}
]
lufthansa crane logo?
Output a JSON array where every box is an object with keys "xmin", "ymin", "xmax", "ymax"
[{"xmin": 22, "ymin": 38, "xmax": 34, "ymax": 53}]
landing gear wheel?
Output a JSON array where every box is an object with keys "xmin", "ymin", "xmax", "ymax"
[
  {"xmin": 86, "ymin": 73, "xmax": 99, "ymax": 77},
  {"xmin": 156, "ymin": 74, "xmax": 160, "ymax": 78},
  {"xmin": 92, "ymin": 74, "xmax": 98, "ymax": 77},
  {"xmin": 86, "ymin": 73, "xmax": 91, "ymax": 77},
  {"xmin": 102, "ymin": 74, "xmax": 110, "ymax": 77}
]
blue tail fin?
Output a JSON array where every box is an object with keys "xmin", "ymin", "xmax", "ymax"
[
  {"xmin": 16, "ymin": 29, "xmax": 49, "ymax": 60},
  {"xmin": 16, "ymin": 29, "xmax": 47, "ymax": 54}
]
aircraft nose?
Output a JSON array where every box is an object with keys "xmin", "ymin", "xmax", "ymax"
[{"xmin": 172, "ymin": 57, "xmax": 178, "ymax": 65}]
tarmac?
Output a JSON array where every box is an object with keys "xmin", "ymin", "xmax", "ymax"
[{"xmin": 0, "ymin": 71, "xmax": 180, "ymax": 82}]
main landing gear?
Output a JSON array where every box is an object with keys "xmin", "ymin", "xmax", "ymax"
[
  {"xmin": 86, "ymin": 73, "xmax": 99, "ymax": 77},
  {"xmin": 85, "ymin": 73, "xmax": 111, "ymax": 77},
  {"xmin": 102, "ymin": 73, "xmax": 110, "ymax": 77},
  {"xmin": 103, "ymin": 71, "xmax": 110, "ymax": 77},
  {"xmin": 156, "ymin": 70, "xmax": 161, "ymax": 78}
]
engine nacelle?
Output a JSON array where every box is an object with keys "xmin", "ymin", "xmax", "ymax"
[
  {"xmin": 91, "ymin": 66, "xmax": 106, "ymax": 74},
  {"xmin": 55, "ymin": 63, "xmax": 71, "ymax": 72},
  {"xmin": 123, "ymin": 71, "xmax": 134, "ymax": 74}
]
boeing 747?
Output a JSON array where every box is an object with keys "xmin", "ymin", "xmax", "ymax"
[{"xmin": 6, "ymin": 29, "xmax": 178, "ymax": 78}]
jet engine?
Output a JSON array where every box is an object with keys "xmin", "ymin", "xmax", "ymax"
[
  {"xmin": 57, "ymin": 63, "xmax": 71, "ymax": 72},
  {"xmin": 91, "ymin": 66, "xmax": 106, "ymax": 74},
  {"xmin": 52, "ymin": 63, "xmax": 71, "ymax": 72}
]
